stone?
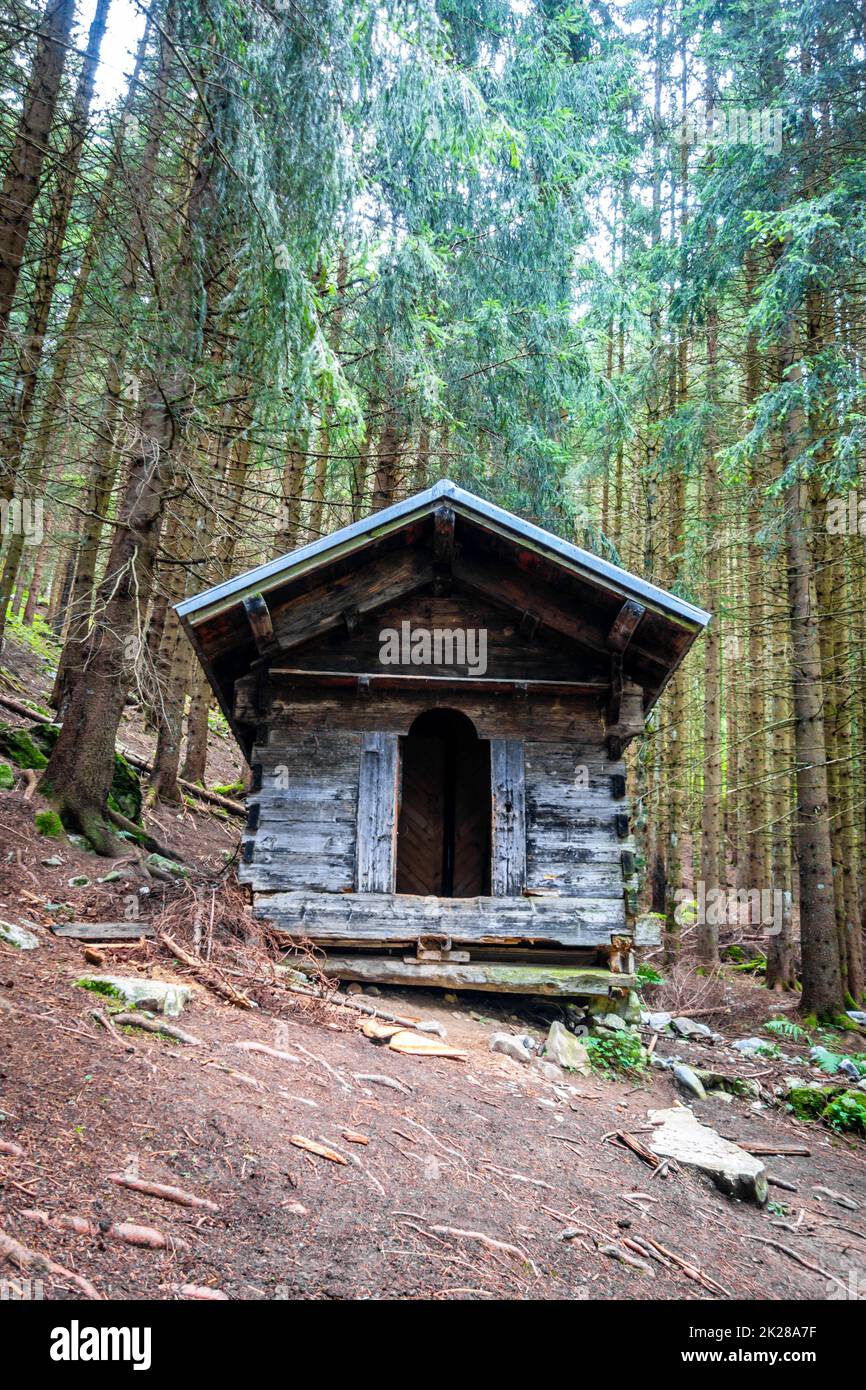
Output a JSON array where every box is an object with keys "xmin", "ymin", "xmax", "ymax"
[
  {"xmin": 641, "ymin": 1010, "xmax": 673, "ymax": 1032},
  {"xmin": 593, "ymin": 1012, "xmax": 629, "ymax": 1033},
  {"xmin": 345, "ymin": 982, "xmax": 364, "ymax": 994},
  {"xmin": 731, "ymin": 1037, "xmax": 769, "ymax": 1056},
  {"xmin": 647, "ymin": 1106, "xmax": 768, "ymax": 1204},
  {"xmin": 672, "ymin": 1063, "xmax": 707, "ymax": 1100},
  {"xmin": 544, "ymin": 1020, "xmax": 590, "ymax": 1074},
  {"xmin": 0, "ymin": 920, "xmax": 39, "ymax": 950},
  {"xmin": 694, "ymin": 1069, "xmax": 761, "ymax": 1100},
  {"xmin": 145, "ymin": 853, "xmax": 190, "ymax": 879},
  {"xmin": 846, "ymin": 1011, "xmax": 866, "ymax": 1027},
  {"xmin": 534, "ymin": 1060, "xmax": 563, "ymax": 1082},
  {"xmin": 74, "ymin": 974, "xmax": 192, "ymax": 1017},
  {"xmin": 41, "ymin": 857, "xmax": 62, "ymax": 867},
  {"xmin": 490, "ymin": 1032, "xmax": 535, "ymax": 1064},
  {"xmin": 671, "ymin": 1016, "xmax": 715, "ymax": 1040}
]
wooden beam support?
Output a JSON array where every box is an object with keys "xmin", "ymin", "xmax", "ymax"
[
  {"xmin": 432, "ymin": 505, "xmax": 456, "ymax": 565},
  {"xmin": 607, "ymin": 598, "xmax": 646, "ymax": 653},
  {"xmin": 519, "ymin": 609, "xmax": 541, "ymax": 640},
  {"xmin": 242, "ymin": 592, "xmax": 275, "ymax": 654}
]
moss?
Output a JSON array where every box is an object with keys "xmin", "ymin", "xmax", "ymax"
[
  {"xmin": 786, "ymin": 1085, "xmax": 834, "ymax": 1121},
  {"xmin": 721, "ymin": 944, "xmax": 746, "ymax": 963},
  {"xmin": 74, "ymin": 978, "xmax": 123, "ymax": 1000},
  {"xmin": 210, "ymin": 780, "xmax": 244, "ymax": 796},
  {"xmin": 0, "ymin": 724, "xmax": 48, "ymax": 769},
  {"xmin": 107, "ymin": 751, "xmax": 142, "ymax": 822},
  {"xmin": 822, "ymin": 1091, "xmax": 866, "ymax": 1136},
  {"xmin": 0, "ymin": 762, "xmax": 14, "ymax": 790},
  {"xmin": 34, "ymin": 809, "xmax": 64, "ymax": 838}
]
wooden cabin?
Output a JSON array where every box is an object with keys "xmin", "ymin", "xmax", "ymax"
[{"xmin": 177, "ymin": 481, "xmax": 709, "ymax": 1002}]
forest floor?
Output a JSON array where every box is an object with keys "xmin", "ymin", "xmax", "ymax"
[{"xmin": 0, "ymin": 632, "xmax": 865, "ymax": 1302}]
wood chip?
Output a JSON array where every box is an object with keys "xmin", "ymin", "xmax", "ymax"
[
  {"xmin": 289, "ymin": 1135, "xmax": 348, "ymax": 1165},
  {"xmin": 342, "ymin": 1130, "xmax": 370, "ymax": 1145},
  {"xmin": 388, "ymin": 1030, "xmax": 468, "ymax": 1060}
]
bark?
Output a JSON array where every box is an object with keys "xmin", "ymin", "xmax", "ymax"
[
  {"xmin": 0, "ymin": 0, "xmax": 76, "ymax": 365},
  {"xmin": 775, "ymin": 300, "xmax": 843, "ymax": 1017},
  {"xmin": 0, "ymin": 0, "xmax": 112, "ymax": 642},
  {"xmin": 38, "ymin": 381, "xmax": 180, "ymax": 851}
]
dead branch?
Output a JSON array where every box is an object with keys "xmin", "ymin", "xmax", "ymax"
[
  {"xmin": 156, "ymin": 926, "xmax": 253, "ymax": 1009},
  {"xmin": 0, "ymin": 1226, "xmax": 101, "ymax": 1299},
  {"xmin": 112, "ymin": 1012, "xmax": 201, "ymax": 1045},
  {"xmin": 107, "ymin": 1173, "xmax": 219, "ymax": 1212}
]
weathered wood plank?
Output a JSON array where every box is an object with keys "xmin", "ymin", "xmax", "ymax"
[
  {"xmin": 252, "ymin": 891, "xmax": 627, "ymax": 945},
  {"xmin": 490, "ymin": 739, "xmax": 526, "ymax": 896},
  {"xmin": 319, "ymin": 953, "xmax": 635, "ymax": 997},
  {"xmin": 50, "ymin": 922, "xmax": 154, "ymax": 940},
  {"xmin": 355, "ymin": 732, "xmax": 399, "ymax": 892}
]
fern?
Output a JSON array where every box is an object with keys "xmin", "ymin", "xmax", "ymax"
[{"xmin": 764, "ymin": 1017, "xmax": 808, "ymax": 1042}]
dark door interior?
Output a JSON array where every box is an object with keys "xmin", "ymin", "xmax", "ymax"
[{"xmin": 396, "ymin": 709, "xmax": 491, "ymax": 897}]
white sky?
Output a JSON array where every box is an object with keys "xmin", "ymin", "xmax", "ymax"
[{"xmin": 76, "ymin": 0, "xmax": 147, "ymax": 109}]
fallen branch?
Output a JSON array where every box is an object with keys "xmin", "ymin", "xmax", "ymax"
[
  {"xmin": 289, "ymin": 1135, "xmax": 348, "ymax": 1165},
  {"xmin": 112, "ymin": 1012, "xmax": 201, "ymax": 1046},
  {"xmin": 744, "ymin": 1234, "xmax": 847, "ymax": 1291},
  {"xmin": 354, "ymin": 1072, "xmax": 411, "ymax": 1095},
  {"xmin": 157, "ymin": 928, "xmax": 253, "ymax": 1010},
  {"xmin": 0, "ymin": 1226, "xmax": 100, "ymax": 1299},
  {"xmin": 425, "ymin": 1224, "xmax": 540, "ymax": 1280},
  {"xmin": 107, "ymin": 1173, "xmax": 219, "ymax": 1212},
  {"xmin": 20, "ymin": 1209, "xmax": 187, "ymax": 1251},
  {"xmin": 90, "ymin": 1007, "xmax": 136, "ymax": 1051}
]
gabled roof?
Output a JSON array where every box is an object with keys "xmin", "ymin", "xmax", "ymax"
[
  {"xmin": 177, "ymin": 479, "xmax": 710, "ymax": 749},
  {"xmin": 178, "ymin": 478, "xmax": 708, "ymax": 629}
]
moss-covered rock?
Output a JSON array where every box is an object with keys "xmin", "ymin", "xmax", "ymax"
[
  {"xmin": 0, "ymin": 762, "xmax": 14, "ymax": 790},
  {"xmin": 0, "ymin": 724, "xmax": 48, "ymax": 768},
  {"xmin": 786, "ymin": 1084, "xmax": 839, "ymax": 1121},
  {"xmin": 34, "ymin": 809, "xmax": 64, "ymax": 838}
]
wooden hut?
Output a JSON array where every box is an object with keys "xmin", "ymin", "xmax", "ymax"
[{"xmin": 177, "ymin": 481, "xmax": 709, "ymax": 1001}]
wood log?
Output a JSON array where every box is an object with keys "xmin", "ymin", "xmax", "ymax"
[{"xmin": 320, "ymin": 953, "xmax": 634, "ymax": 996}]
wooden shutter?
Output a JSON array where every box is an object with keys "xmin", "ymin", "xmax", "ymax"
[
  {"xmin": 355, "ymin": 732, "xmax": 399, "ymax": 892},
  {"xmin": 490, "ymin": 739, "xmax": 526, "ymax": 896}
]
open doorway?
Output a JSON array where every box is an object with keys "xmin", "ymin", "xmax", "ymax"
[{"xmin": 396, "ymin": 709, "xmax": 491, "ymax": 897}]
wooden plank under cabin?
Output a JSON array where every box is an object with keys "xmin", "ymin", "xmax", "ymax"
[
  {"xmin": 355, "ymin": 732, "xmax": 399, "ymax": 892},
  {"xmin": 319, "ymin": 954, "xmax": 636, "ymax": 997},
  {"xmin": 490, "ymin": 739, "xmax": 526, "ymax": 896},
  {"xmin": 250, "ymin": 890, "xmax": 656, "ymax": 946}
]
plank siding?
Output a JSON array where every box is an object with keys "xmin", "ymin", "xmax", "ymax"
[
  {"xmin": 355, "ymin": 732, "xmax": 399, "ymax": 892},
  {"xmin": 490, "ymin": 739, "xmax": 526, "ymax": 895},
  {"xmin": 238, "ymin": 733, "xmax": 360, "ymax": 892}
]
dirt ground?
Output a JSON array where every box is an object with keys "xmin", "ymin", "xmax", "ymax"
[{"xmin": 1, "ymin": 636, "xmax": 865, "ymax": 1302}]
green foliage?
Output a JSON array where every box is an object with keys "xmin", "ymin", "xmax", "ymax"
[
  {"xmin": 585, "ymin": 1030, "xmax": 647, "ymax": 1076},
  {"xmin": 763, "ymin": 1017, "xmax": 809, "ymax": 1043},
  {"xmin": 822, "ymin": 1092, "xmax": 866, "ymax": 1136},
  {"xmin": 636, "ymin": 962, "xmax": 665, "ymax": 987},
  {"xmin": 0, "ymin": 763, "xmax": 14, "ymax": 790}
]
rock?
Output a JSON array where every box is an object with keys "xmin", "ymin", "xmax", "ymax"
[
  {"xmin": 694, "ymin": 1069, "xmax": 761, "ymax": 1100},
  {"xmin": 145, "ymin": 853, "xmax": 190, "ymax": 879},
  {"xmin": 647, "ymin": 1106, "xmax": 768, "ymax": 1204},
  {"xmin": 74, "ymin": 975, "xmax": 192, "ymax": 1017},
  {"xmin": 98, "ymin": 870, "xmax": 125, "ymax": 884},
  {"xmin": 0, "ymin": 762, "xmax": 14, "ymax": 790},
  {"xmin": 345, "ymin": 982, "xmax": 364, "ymax": 995},
  {"xmin": 837, "ymin": 1059, "xmax": 861, "ymax": 1082},
  {"xmin": 490, "ymin": 1032, "xmax": 535, "ymax": 1064},
  {"xmin": 442, "ymin": 993, "xmax": 458, "ymax": 1005},
  {"xmin": 672, "ymin": 1063, "xmax": 707, "ymax": 1100},
  {"xmin": 641, "ymin": 1010, "xmax": 673, "ymax": 1032},
  {"xmin": 67, "ymin": 833, "xmax": 91, "ymax": 851},
  {"xmin": 0, "ymin": 920, "xmax": 39, "ymax": 950},
  {"xmin": 534, "ymin": 1060, "xmax": 563, "ymax": 1082},
  {"xmin": 708, "ymin": 1089, "xmax": 733, "ymax": 1103},
  {"xmin": 593, "ymin": 1012, "xmax": 629, "ymax": 1033},
  {"xmin": 671, "ymin": 1016, "xmax": 715, "ymax": 1040},
  {"xmin": 731, "ymin": 1037, "xmax": 768, "ymax": 1056},
  {"xmin": 846, "ymin": 1011, "xmax": 866, "ymax": 1027},
  {"xmin": 41, "ymin": 856, "xmax": 62, "ymax": 867},
  {"xmin": 544, "ymin": 1020, "xmax": 590, "ymax": 1074}
]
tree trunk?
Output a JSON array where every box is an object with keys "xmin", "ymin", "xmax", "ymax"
[{"xmin": 0, "ymin": 0, "xmax": 76, "ymax": 366}]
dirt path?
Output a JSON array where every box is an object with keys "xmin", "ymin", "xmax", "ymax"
[{"xmin": 1, "ymin": 933, "xmax": 864, "ymax": 1301}]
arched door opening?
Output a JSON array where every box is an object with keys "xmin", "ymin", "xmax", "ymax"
[{"xmin": 396, "ymin": 709, "xmax": 491, "ymax": 897}]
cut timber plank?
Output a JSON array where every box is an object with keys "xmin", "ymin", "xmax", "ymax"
[
  {"xmin": 355, "ymin": 733, "xmax": 399, "ymax": 892},
  {"xmin": 253, "ymin": 891, "xmax": 631, "ymax": 946},
  {"xmin": 490, "ymin": 739, "xmax": 526, "ymax": 896},
  {"xmin": 321, "ymin": 954, "xmax": 635, "ymax": 997},
  {"xmin": 51, "ymin": 922, "xmax": 155, "ymax": 940}
]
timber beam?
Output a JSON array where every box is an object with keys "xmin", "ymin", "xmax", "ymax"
[
  {"xmin": 242, "ymin": 593, "xmax": 275, "ymax": 655},
  {"xmin": 607, "ymin": 598, "xmax": 646, "ymax": 653}
]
